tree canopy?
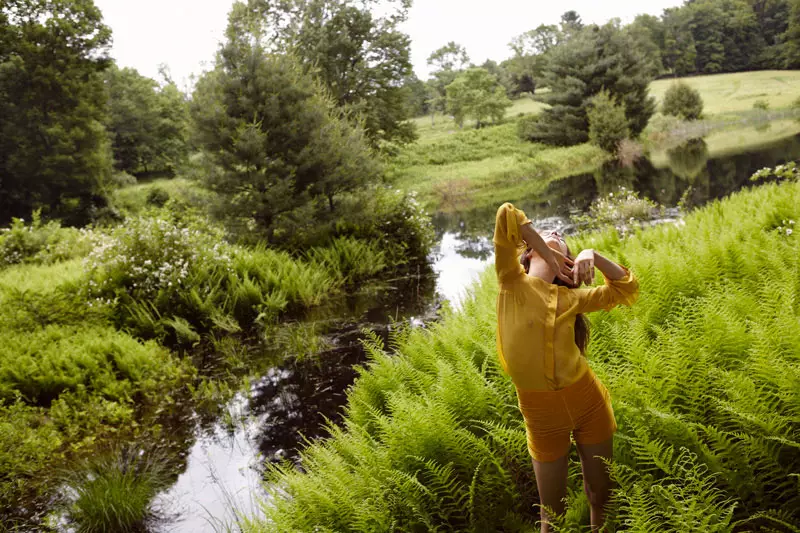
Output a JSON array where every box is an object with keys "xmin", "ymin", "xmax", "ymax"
[
  {"xmin": 222, "ymin": 0, "xmax": 416, "ymax": 146},
  {"xmin": 0, "ymin": 0, "xmax": 113, "ymax": 225},
  {"xmin": 446, "ymin": 68, "xmax": 512, "ymax": 128},
  {"xmin": 105, "ymin": 65, "xmax": 190, "ymax": 176}
]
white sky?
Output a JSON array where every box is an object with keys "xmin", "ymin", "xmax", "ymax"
[{"xmin": 95, "ymin": 0, "xmax": 684, "ymax": 90}]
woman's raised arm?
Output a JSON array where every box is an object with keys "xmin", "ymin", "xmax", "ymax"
[{"xmin": 493, "ymin": 203, "xmax": 572, "ymax": 284}]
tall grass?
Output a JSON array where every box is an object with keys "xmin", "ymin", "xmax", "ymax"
[
  {"xmin": 241, "ymin": 180, "xmax": 800, "ymax": 532},
  {"xmin": 63, "ymin": 447, "xmax": 172, "ymax": 532}
]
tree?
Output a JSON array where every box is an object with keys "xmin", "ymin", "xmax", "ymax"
[
  {"xmin": 0, "ymin": 0, "xmax": 112, "ymax": 225},
  {"xmin": 445, "ymin": 68, "xmax": 512, "ymax": 128},
  {"xmin": 427, "ymin": 42, "xmax": 470, "ymax": 115},
  {"xmin": 522, "ymin": 22, "xmax": 656, "ymax": 147},
  {"xmin": 785, "ymin": 0, "xmax": 800, "ymax": 68},
  {"xmin": 662, "ymin": 82, "xmax": 704, "ymax": 120},
  {"xmin": 587, "ymin": 91, "xmax": 629, "ymax": 153},
  {"xmin": 191, "ymin": 31, "xmax": 381, "ymax": 241},
  {"xmin": 662, "ymin": 7, "xmax": 698, "ymax": 76},
  {"xmin": 105, "ymin": 65, "xmax": 190, "ymax": 175},
  {"xmin": 222, "ymin": 0, "xmax": 416, "ymax": 146},
  {"xmin": 509, "ymin": 24, "xmax": 561, "ymax": 56},
  {"xmin": 480, "ymin": 60, "xmax": 514, "ymax": 97},
  {"xmin": 560, "ymin": 10, "xmax": 584, "ymax": 37},
  {"xmin": 625, "ymin": 14, "xmax": 664, "ymax": 77},
  {"xmin": 427, "ymin": 41, "xmax": 470, "ymax": 72},
  {"xmin": 687, "ymin": 1, "xmax": 727, "ymax": 73}
]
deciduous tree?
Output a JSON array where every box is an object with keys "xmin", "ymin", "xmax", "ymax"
[{"xmin": 0, "ymin": 0, "xmax": 112, "ymax": 225}]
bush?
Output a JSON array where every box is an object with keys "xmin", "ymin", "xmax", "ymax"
[
  {"xmin": 753, "ymin": 99, "xmax": 770, "ymax": 111},
  {"xmin": 573, "ymin": 186, "xmax": 662, "ymax": 233},
  {"xmin": 587, "ymin": 90, "xmax": 630, "ymax": 153},
  {"xmin": 661, "ymin": 82, "xmax": 704, "ymax": 120},
  {"xmin": 0, "ymin": 211, "xmax": 96, "ymax": 268},
  {"xmin": 145, "ymin": 187, "xmax": 170, "ymax": 208},
  {"xmin": 109, "ymin": 172, "xmax": 138, "ymax": 189}
]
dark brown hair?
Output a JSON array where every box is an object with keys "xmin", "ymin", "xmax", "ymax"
[{"xmin": 521, "ymin": 247, "xmax": 591, "ymax": 355}]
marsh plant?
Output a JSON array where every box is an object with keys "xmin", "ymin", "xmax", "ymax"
[{"xmin": 62, "ymin": 447, "xmax": 172, "ymax": 533}]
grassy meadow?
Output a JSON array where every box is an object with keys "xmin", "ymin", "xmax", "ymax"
[
  {"xmin": 648, "ymin": 70, "xmax": 800, "ymax": 115},
  {"xmin": 394, "ymin": 71, "xmax": 800, "ymax": 213},
  {"xmin": 243, "ymin": 179, "xmax": 800, "ymax": 532}
]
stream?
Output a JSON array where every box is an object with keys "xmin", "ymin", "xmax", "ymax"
[{"xmin": 153, "ymin": 131, "xmax": 800, "ymax": 532}]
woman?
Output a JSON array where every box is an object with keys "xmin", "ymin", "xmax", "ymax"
[{"xmin": 494, "ymin": 203, "xmax": 639, "ymax": 532}]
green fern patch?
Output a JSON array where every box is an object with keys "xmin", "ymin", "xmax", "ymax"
[{"xmin": 243, "ymin": 181, "xmax": 800, "ymax": 532}]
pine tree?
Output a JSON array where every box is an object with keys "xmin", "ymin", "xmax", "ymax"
[
  {"xmin": 191, "ymin": 37, "xmax": 381, "ymax": 241},
  {"xmin": 522, "ymin": 22, "xmax": 656, "ymax": 147}
]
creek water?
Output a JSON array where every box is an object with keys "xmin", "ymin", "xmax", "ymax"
[{"xmin": 153, "ymin": 132, "xmax": 800, "ymax": 532}]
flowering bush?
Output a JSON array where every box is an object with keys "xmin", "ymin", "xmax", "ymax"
[
  {"xmin": 0, "ymin": 211, "xmax": 96, "ymax": 268},
  {"xmin": 574, "ymin": 187, "xmax": 663, "ymax": 234},
  {"xmin": 750, "ymin": 161, "xmax": 799, "ymax": 183},
  {"xmin": 84, "ymin": 216, "xmax": 231, "ymax": 304}
]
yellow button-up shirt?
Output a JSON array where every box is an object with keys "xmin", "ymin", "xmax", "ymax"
[{"xmin": 494, "ymin": 203, "xmax": 639, "ymax": 391}]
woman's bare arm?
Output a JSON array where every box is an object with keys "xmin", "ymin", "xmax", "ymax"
[
  {"xmin": 521, "ymin": 222, "xmax": 573, "ymax": 284},
  {"xmin": 574, "ymin": 249, "xmax": 627, "ymax": 286}
]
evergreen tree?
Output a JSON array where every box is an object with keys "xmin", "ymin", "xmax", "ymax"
[
  {"xmin": 688, "ymin": 1, "xmax": 727, "ymax": 73},
  {"xmin": 191, "ymin": 35, "xmax": 381, "ymax": 241},
  {"xmin": 662, "ymin": 82, "xmax": 705, "ymax": 120},
  {"xmin": 0, "ymin": 0, "xmax": 112, "ymax": 225},
  {"xmin": 522, "ymin": 22, "xmax": 656, "ymax": 147},
  {"xmin": 587, "ymin": 90, "xmax": 630, "ymax": 153}
]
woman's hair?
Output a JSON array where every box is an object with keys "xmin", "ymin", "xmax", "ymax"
[{"xmin": 521, "ymin": 247, "xmax": 591, "ymax": 355}]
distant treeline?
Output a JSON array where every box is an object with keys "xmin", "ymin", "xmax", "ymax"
[{"xmin": 406, "ymin": 0, "xmax": 800, "ymax": 116}]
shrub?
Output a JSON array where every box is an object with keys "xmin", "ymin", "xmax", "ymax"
[
  {"xmin": 661, "ymin": 82, "xmax": 704, "ymax": 120},
  {"xmin": 0, "ymin": 211, "xmax": 96, "ymax": 268},
  {"xmin": 85, "ymin": 216, "xmax": 231, "ymax": 304},
  {"xmin": 0, "ymin": 401, "xmax": 63, "ymax": 516},
  {"xmin": 616, "ymin": 139, "xmax": 644, "ymax": 168},
  {"xmin": 145, "ymin": 187, "xmax": 170, "ymax": 208},
  {"xmin": 573, "ymin": 186, "xmax": 662, "ymax": 233},
  {"xmin": 587, "ymin": 90, "xmax": 630, "ymax": 154},
  {"xmin": 753, "ymin": 99, "xmax": 770, "ymax": 111},
  {"xmin": 109, "ymin": 172, "xmax": 138, "ymax": 189}
]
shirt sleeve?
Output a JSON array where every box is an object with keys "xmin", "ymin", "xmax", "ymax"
[
  {"xmin": 568, "ymin": 266, "xmax": 639, "ymax": 314},
  {"xmin": 493, "ymin": 203, "xmax": 530, "ymax": 283}
]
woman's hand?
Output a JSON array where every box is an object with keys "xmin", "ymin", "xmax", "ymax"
[
  {"xmin": 545, "ymin": 248, "xmax": 574, "ymax": 285},
  {"xmin": 573, "ymin": 249, "xmax": 596, "ymax": 287}
]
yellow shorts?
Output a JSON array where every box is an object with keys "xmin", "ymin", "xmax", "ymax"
[{"xmin": 516, "ymin": 369, "xmax": 617, "ymax": 462}]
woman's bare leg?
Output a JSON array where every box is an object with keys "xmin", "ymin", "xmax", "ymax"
[
  {"xmin": 576, "ymin": 438, "xmax": 613, "ymax": 532},
  {"xmin": 532, "ymin": 454, "xmax": 569, "ymax": 533}
]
